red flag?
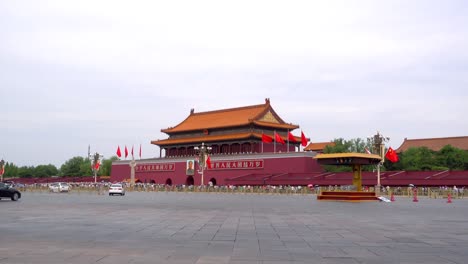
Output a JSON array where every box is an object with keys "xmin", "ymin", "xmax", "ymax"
[
  {"xmin": 275, "ymin": 132, "xmax": 285, "ymax": 144},
  {"xmin": 0, "ymin": 164, "xmax": 4, "ymax": 175},
  {"xmin": 116, "ymin": 146, "xmax": 122, "ymax": 158},
  {"xmin": 206, "ymin": 155, "xmax": 212, "ymax": 169},
  {"xmin": 301, "ymin": 131, "xmax": 308, "ymax": 147},
  {"xmin": 385, "ymin": 147, "xmax": 399, "ymax": 163},
  {"xmin": 288, "ymin": 132, "xmax": 297, "ymax": 142},
  {"xmin": 131, "ymin": 145, "xmax": 134, "ymax": 158},
  {"xmin": 365, "ymin": 147, "xmax": 371, "ymax": 154},
  {"xmin": 262, "ymin": 133, "xmax": 273, "ymax": 143},
  {"xmin": 124, "ymin": 145, "xmax": 128, "ymax": 159},
  {"xmin": 94, "ymin": 160, "xmax": 100, "ymax": 170},
  {"xmin": 139, "ymin": 144, "xmax": 142, "ymax": 159}
]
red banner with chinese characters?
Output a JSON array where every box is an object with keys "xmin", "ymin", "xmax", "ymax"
[
  {"xmin": 210, "ymin": 160, "xmax": 264, "ymax": 170},
  {"xmin": 136, "ymin": 163, "xmax": 175, "ymax": 173}
]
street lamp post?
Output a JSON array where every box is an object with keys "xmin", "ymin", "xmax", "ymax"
[
  {"xmin": 369, "ymin": 132, "xmax": 389, "ymax": 194},
  {"xmin": 129, "ymin": 156, "xmax": 136, "ymax": 187},
  {"xmin": 194, "ymin": 143, "xmax": 212, "ymax": 186},
  {"xmin": 90, "ymin": 152, "xmax": 103, "ymax": 183}
]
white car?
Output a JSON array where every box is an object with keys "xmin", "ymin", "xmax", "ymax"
[
  {"xmin": 49, "ymin": 182, "xmax": 70, "ymax": 193},
  {"xmin": 109, "ymin": 184, "xmax": 125, "ymax": 196}
]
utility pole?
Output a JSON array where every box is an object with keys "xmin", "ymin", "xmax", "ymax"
[{"xmin": 370, "ymin": 132, "xmax": 389, "ymax": 195}]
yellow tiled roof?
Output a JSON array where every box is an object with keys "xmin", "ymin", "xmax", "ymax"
[
  {"xmin": 314, "ymin": 153, "xmax": 382, "ymax": 160},
  {"xmin": 304, "ymin": 142, "xmax": 336, "ymax": 151},
  {"xmin": 395, "ymin": 136, "xmax": 468, "ymax": 153},
  {"xmin": 161, "ymin": 99, "xmax": 298, "ymax": 133}
]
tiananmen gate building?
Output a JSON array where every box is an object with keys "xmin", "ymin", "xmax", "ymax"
[{"xmin": 111, "ymin": 98, "xmax": 324, "ymax": 185}]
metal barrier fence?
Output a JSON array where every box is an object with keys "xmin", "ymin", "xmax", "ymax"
[{"xmin": 14, "ymin": 184, "xmax": 466, "ymax": 198}]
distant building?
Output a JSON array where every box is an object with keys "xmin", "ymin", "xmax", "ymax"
[
  {"xmin": 304, "ymin": 142, "xmax": 336, "ymax": 153},
  {"xmin": 396, "ymin": 136, "xmax": 468, "ymax": 153}
]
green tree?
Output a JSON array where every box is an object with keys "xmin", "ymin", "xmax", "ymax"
[
  {"xmin": 323, "ymin": 138, "xmax": 352, "ymax": 153},
  {"xmin": 322, "ymin": 138, "xmax": 374, "ymax": 172},
  {"xmin": 60, "ymin": 156, "xmax": 87, "ymax": 176},
  {"xmin": 17, "ymin": 166, "xmax": 35, "ymax": 178},
  {"xmin": 100, "ymin": 156, "xmax": 119, "ymax": 176},
  {"xmin": 3, "ymin": 162, "xmax": 19, "ymax": 178},
  {"xmin": 34, "ymin": 164, "xmax": 59, "ymax": 177},
  {"xmin": 349, "ymin": 138, "xmax": 368, "ymax": 153},
  {"xmin": 400, "ymin": 147, "xmax": 435, "ymax": 171},
  {"xmin": 434, "ymin": 145, "xmax": 468, "ymax": 170},
  {"xmin": 79, "ymin": 158, "xmax": 93, "ymax": 176}
]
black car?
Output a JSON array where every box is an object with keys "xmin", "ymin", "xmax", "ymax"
[{"xmin": 0, "ymin": 182, "xmax": 21, "ymax": 201}]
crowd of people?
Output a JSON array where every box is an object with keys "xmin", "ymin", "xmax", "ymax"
[{"xmin": 7, "ymin": 181, "xmax": 466, "ymax": 198}]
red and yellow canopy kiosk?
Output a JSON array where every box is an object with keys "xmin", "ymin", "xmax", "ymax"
[{"xmin": 314, "ymin": 153, "xmax": 382, "ymax": 201}]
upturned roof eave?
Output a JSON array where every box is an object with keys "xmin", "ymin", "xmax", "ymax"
[
  {"xmin": 151, "ymin": 132, "xmax": 302, "ymax": 146},
  {"xmin": 160, "ymin": 102, "xmax": 269, "ymax": 134}
]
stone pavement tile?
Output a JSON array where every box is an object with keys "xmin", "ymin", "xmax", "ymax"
[
  {"xmin": 213, "ymin": 236, "xmax": 236, "ymax": 241},
  {"xmin": 339, "ymin": 247, "xmax": 379, "ymax": 258},
  {"xmin": 258, "ymin": 250, "xmax": 293, "ymax": 261},
  {"xmin": 259, "ymin": 246, "xmax": 288, "ymax": 252},
  {"xmin": 0, "ymin": 255, "xmax": 76, "ymax": 264},
  {"xmin": 227, "ymin": 260, "xmax": 261, "ymax": 264},
  {"xmin": 166, "ymin": 255, "xmax": 200, "ymax": 264},
  {"xmin": 389, "ymin": 244, "xmax": 450, "ymax": 254},
  {"xmin": 355, "ymin": 255, "xmax": 457, "ymax": 264},
  {"xmin": 232, "ymin": 248, "xmax": 259, "ymax": 258},
  {"xmin": 366, "ymin": 246, "xmax": 401, "ymax": 257},
  {"xmin": 278, "ymin": 236, "xmax": 305, "ymax": 242},
  {"xmin": 129, "ymin": 256, "xmax": 169, "ymax": 264},
  {"xmin": 439, "ymin": 254, "xmax": 468, "ymax": 264},
  {"xmin": 230, "ymin": 253, "xmax": 260, "ymax": 262},
  {"xmin": 261, "ymin": 261, "xmax": 312, "ymax": 264},
  {"xmin": 283, "ymin": 241, "xmax": 310, "ymax": 249},
  {"xmin": 289, "ymin": 249, "xmax": 321, "ymax": 262},
  {"xmin": 172, "ymin": 234, "xmax": 196, "ymax": 240},
  {"xmin": 315, "ymin": 247, "xmax": 348, "ymax": 258},
  {"xmin": 236, "ymin": 235, "xmax": 259, "ymax": 240},
  {"xmin": 321, "ymin": 257, "xmax": 359, "ymax": 264},
  {"xmin": 195, "ymin": 256, "xmax": 230, "ymax": 264},
  {"xmin": 192, "ymin": 234, "xmax": 215, "ymax": 241}
]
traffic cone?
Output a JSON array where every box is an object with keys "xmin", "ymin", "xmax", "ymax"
[
  {"xmin": 412, "ymin": 189, "xmax": 418, "ymax": 202},
  {"xmin": 447, "ymin": 193, "xmax": 452, "ymax": 203},
  {"xmin": 390, "ymin": 192, "xmax": 395, "ymax": 202}
]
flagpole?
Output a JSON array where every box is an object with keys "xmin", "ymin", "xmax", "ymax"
[
  {"xmin": 261, "ymin": 130, "xmax": 264, "ymax": 153},
  {"xmin": 287, "ymin": 130, "xmax": 289, "ymax": 153},
  {"xmin": 274, "ymin": 130, "xmax": 276, "ymax": 153}
]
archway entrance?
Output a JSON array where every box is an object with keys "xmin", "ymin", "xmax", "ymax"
[
  {"xmin": 149, "ymin": 179, "xmax": 155, "ymax": 184},
  {"xmin": 186, "ymin": 176, "xmax": 194, "ymax": 186},
  {"xmin": 209, "ymin": 178, "xmax": 217, "ymax": 186},
  {"xmin": 165, "ymin": 178, "xmax": 172, "ymax": 186}
]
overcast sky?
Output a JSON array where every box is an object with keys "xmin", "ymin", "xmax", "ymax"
[{"xmin": 1, "ymin": 0, "xmax": 467, "ymax": 167}]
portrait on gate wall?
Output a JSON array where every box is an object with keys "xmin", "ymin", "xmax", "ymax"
[{"xmin": 186, "ymin": 160, "xmax": 195, "ymax": 175}]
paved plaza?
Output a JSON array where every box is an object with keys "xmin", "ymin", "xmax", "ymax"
[{"xmin": 1, "ymin": 191, "xmax": 468, "ymax": 264}]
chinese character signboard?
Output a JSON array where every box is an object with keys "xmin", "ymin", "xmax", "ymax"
[
  {"xmin": 210, "ymin": 160, "xmax": 264, "ymax": 170},
  {"xmin": 136, "ymin": 163, "xmax": 175, "ymax": 173}
]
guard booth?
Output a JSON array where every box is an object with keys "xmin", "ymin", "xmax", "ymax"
[{"xmin": 314, "ymin": 153, "xmax": 382, "ymax": 202}]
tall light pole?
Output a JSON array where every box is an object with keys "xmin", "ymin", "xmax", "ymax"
[
  {"xmin": 194, "ymin": 143, "xmax": 212, "ymax": 186},
  {"xmin": 369, "ymin": 132, "xmax": 389, "ymax": 194},
  {"xmin": 90, "ymin": 152, "xmax": 103, "ymax": 183}
]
